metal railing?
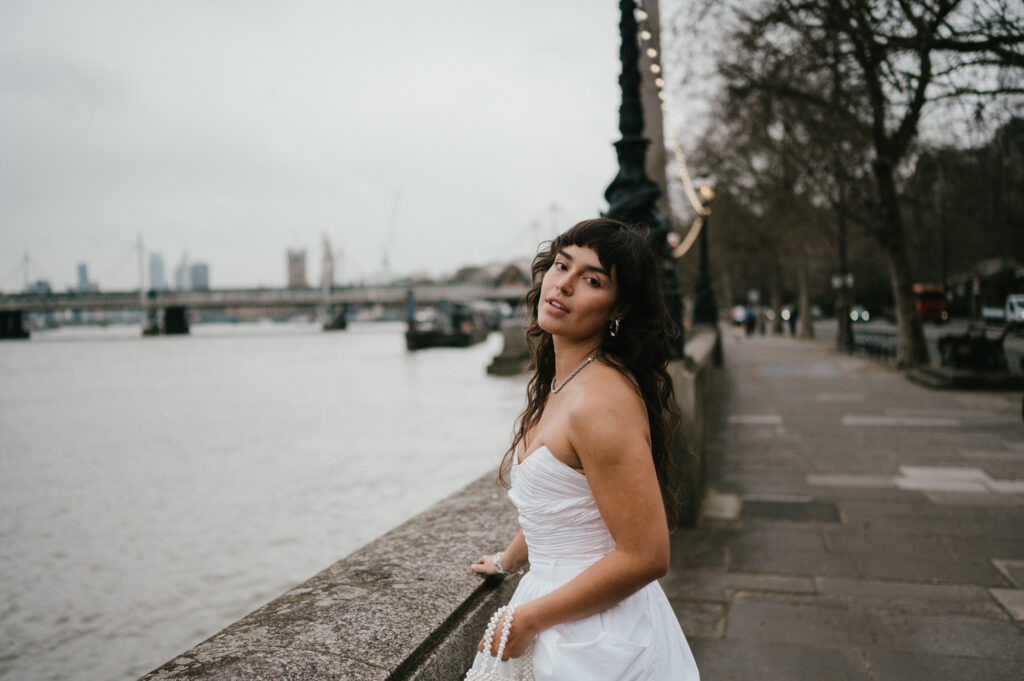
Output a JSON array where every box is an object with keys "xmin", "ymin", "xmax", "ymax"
[{"xmin": 851, "ymin": 327, "xmax": 900, "ymax": 359}]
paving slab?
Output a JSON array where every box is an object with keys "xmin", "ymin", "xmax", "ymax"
[
  {"xmin": 924, "ymin": 490, "xmax": 1024, "ymax": 505},
  {"xmin": 863, "ymin": 649, "xmax": 1024, "ymax": 681},
  {"xmin": 941, "ymin": 542, "xmax": 1024, "ymax": 565},
  {"xmin": 731, "ymin": 582, "xmax": 1009, "ymax": 622},
  {"xmin": 822, "ymin": 528, "xmax": 951, "ymax": 559},
  {"xmin": 989, "ymin": 588, "xmax": 1024, "ymax": 621},
  {"xmin": 728, "ymin": 545, "xmax": 861, "ymax": 578},
  {"xmin": 853, "ymin": 553, "xmax": 1008, "ymax": 586},
  {"xmin": 724, "ymin": 598, "xmax": 890, "ymax": 650},
  {"xmin": 992, "ymin": 558, "xmax": 1024, "ymax": 586},
  {"xmin": 741, "ymin": 499, "xmax": 842, "ymax": 522},
  {"xmin": 689, "ymin": 639, "xmax": 870, "ymax": 681},
  {"xmin": 814, "ymin": 577, "xmax": 1008, "ymax": 619},
  {"xmin": 881, "ymin": 611, "xmax": 1024, "ymax": 659},
  {"xmin": 660, "ymin": 570, "xmax": 816, "ymax": 603},
  {"xmin": 668, "ymin": 601, "xmax": 726, "ymax": 639},
  {"xmin": 721, "ymin": 524, "xmax": 829, "ymax": 552},
  {"xmin": 671, "ymin": 331, "xmax": 1024, "ymax": 678}
]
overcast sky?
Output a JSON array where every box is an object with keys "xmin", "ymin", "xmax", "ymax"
[{"xmin": 0, "ymin": 1, "xmax": 655, "ymax": 291}]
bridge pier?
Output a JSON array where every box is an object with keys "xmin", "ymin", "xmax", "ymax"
[
  {"xmin": 0, "ymin": 310, "xmax": 30, "ymax": 340},
  {"xmin": 140, "ymin": 306, "xmax": 190, "ymax": 336},
  {"xmin": 163, "ymin": 306, "xmax": 190, "ymax": 335}
]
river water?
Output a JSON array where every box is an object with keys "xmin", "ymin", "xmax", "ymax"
[{"xmin": 0, "ymin": 321, "xmax": 528, "ymax": 681}]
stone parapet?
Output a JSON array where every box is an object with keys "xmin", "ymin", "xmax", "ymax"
[
  {"xmin": 671, "ymin": 324, "xmax": 722, "ymax": 526},
  {"xmin": 140, "ymin": 474, "xmax": 522, "ymax": 681}
]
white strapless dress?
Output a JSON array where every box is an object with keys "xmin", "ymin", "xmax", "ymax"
[{"xmin": 469, "ymin": 446, "xmax": 700, "ymax": 680}]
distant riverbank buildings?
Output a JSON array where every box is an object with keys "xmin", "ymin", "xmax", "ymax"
[
  {"xmin": 149, "ymin": 253, "xmax": 167, "ymax": 290},
  {"xmin": 76, "ymin": 263, "xmax": 98, "ymax": 293},
  {"xmin": 287, "ymin": 249, "xmax": 308, "ymax": 289},
  {"xmin": 168, "ymin": 252, "xmax": 210, "ymax": 291}
]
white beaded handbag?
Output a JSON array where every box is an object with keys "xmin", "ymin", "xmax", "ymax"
[{"xmin": 464, "ymin": 605, "xmax": 534, "ymax": 681}]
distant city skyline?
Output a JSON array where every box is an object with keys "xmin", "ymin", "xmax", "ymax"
[
  {"xmin": 0, "ymin": 2, "xmax": 696, "ymax": 293},
  {"xmin": 149, "ymin": 253, "xmax": 166, "ymax": 290}
]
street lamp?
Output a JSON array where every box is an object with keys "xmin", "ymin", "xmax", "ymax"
[
  {"xmin": 832, "ymin": 271, "xmax": 854, "ymax": 351},
  {"xmin": 690, "ymin": 178, "xmax": 718, "ymax": 325},
  {"xmin": 603, "ymin": 0, "xmax": 684, "ymax": 359}
]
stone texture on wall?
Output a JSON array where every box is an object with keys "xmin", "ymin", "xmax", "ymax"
[
  {"xmin": 671, "ymin": 324, "xmax": 722, "ymax": 526},
  {"xmin": 140, "ymin": 474, "xmax": 522, "ymax": 681}
]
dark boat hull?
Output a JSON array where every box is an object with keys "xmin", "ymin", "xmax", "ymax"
[{"xmin": 405, "ymin": 328, "xmax": 488, "ymax": 351}]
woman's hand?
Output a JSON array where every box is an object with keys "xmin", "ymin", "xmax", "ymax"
[
  {"xmin": 470, "ymin": 553, "xmax": 499, "ymax": 575},
  {"xmin": 477, "ymin": 606, "xmax": 538, "ymax": 660},
  {"xmin": 471, "ymin": 531, "xmax": 527, "ymax": 577}
]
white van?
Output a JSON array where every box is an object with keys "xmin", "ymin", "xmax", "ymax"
[{"xmin": 1006, "ymin": 294, "xmax": 1024, "ymax": 327}]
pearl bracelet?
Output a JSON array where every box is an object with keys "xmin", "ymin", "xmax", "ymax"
[{"xmin": 493, "ymin": 551, "xmax": 521, "ymax": 576}]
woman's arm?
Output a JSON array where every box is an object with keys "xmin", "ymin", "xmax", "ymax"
[
  {"xmin": 471, "ymin": 528, "xmax": 528, "ymax": 575},
  {"xmin": 485, "ymin": 377, "xmax": 669, "ymax": 658}
]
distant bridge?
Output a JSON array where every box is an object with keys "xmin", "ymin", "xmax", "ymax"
[
  {"xmin": 0, "ymin": 284, "xmax": 528, "ymax": 312},
  {"xmin": 0, "ymin": 284, "xmax": 528, "ymax": 338}
]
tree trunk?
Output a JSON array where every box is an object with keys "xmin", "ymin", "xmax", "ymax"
[
  {"xmin": 875, "ymin": 162, "xmax": 929, "ymax": 367},
  {"xmin": 888, "ymin": 244, "xmax": 929, "ymax": 367},
  {"xmin": 835, "ymin": 208, "xmax": 853, "ymax": 352},
  {"xmin": 797, "ymin": 250, "xmax": 814, "ymax": 339},
  {"xmin": 771, "ymin": 258, "xmax": 784, "ymax": 335}
]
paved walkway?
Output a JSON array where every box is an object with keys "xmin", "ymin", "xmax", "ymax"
[{"xmin": 664, "ymin": 330, "xmax": 1024, "ymax": 680}]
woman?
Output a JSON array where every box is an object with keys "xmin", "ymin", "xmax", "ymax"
[{"xmin": 469, "ymin": 218, "xmax": 700, "ymax": 680}]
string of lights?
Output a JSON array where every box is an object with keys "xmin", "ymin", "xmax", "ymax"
[{"xmin": 634, "ymin": 1, "xmax": 709, "ymax": 259}]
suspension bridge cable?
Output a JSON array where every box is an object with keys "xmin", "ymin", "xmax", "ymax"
[{"xmin": 97, "ymin": 242, "xmax": 139, "ymax": 285}]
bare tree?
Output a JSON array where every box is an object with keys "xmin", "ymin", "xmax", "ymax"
[
  {"xmin": 683, "ymin": 0, "xmax": 1024, "ymax": 366},
  {"xmin": 688, "ymin": 74, "xmax": 850, "ymax": 338}
]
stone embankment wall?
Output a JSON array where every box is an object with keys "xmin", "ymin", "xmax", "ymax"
[{"xmin": 140, "ymin": 325, "xmax": 721, "ymax": 681}]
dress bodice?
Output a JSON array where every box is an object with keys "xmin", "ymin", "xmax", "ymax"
[
  {"xmin": 509, "ymin": 446, "xmax": 616, "ymax": 562},
  {"xmin": 473, "ymin": 445, "xmax": 701, "ymax": 680}
]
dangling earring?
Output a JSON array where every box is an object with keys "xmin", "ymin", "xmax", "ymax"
[{"xmin": 610, "ymin": 318, "xmax": 621, "ymax": 337}]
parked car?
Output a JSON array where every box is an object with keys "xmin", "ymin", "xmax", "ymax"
[
  {"xmin": 982, "ymin": 294, "xmax": 1024, "ymax": 326},
  {"xmin": 1005, "ymin": 294, "xmax": 1024, "ymax": 328}
]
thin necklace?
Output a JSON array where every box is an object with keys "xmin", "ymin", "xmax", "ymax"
[{"xmin": 551, "ymin": 354, "xmax": 596, "ymax": 393}]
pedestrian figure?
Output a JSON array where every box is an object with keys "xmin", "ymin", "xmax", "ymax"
[{"xmin": 731, "ymin": 304, "xmax": 746, "ymax": 341}]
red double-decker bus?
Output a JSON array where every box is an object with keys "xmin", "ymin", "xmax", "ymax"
[{"xmin": 913, "ymin": 283, "xmax": 948, "ymax": 323}]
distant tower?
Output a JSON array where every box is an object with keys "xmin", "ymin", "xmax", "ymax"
[
  {"xmin": 77, "ymin": 263, "xmax": 89, "ymax": 292},
  {"xmin": 320, "ymin": 235, "xmax": 334, "ymax": 292},
  {"xmin": 149, "ymin": 253, "xmax": 167, "ymax": 290},
  {"xmin": 189, "ymin": 263, "xmax": 210, "ymax": 290},
  {"xmin": 287, "ymin": 249, "xmax": 308, "ymax": 289},
  {"xmin": 174, "ymin": 252, "xmax": 189, "ymax": 290}
]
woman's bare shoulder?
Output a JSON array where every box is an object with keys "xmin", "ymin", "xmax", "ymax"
[
  {"xmin": 567, "ymin": 362, "xmax": 648, "ymax": 451},
  {"xmin": 575, "ymin": 360, "xmax": 642, "ymax": 407}
]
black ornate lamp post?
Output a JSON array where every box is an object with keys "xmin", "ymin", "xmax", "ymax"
[
  {"xmin": 832, "ymin": 271, "xmax": 855, "ymax": 351},
  {"xmin": 604, "ymin": 0, "xmax": 684, "ymax": 358},
  {"xmin": 690, "ymin": 181, "xmax": 718, "ymax": 325}
]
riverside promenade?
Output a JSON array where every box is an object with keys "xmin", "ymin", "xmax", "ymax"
[{"xmin": 664, "ymin": 329, "xmax": 1024, "ymax": 680}]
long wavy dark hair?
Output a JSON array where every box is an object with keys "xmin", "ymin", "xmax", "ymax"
[{"xmin": 499, "ymin": 217, "xmax": 684, "ymax": 526}]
